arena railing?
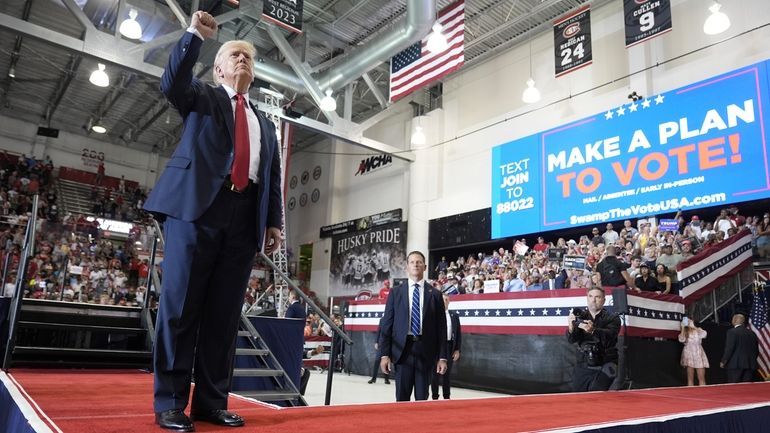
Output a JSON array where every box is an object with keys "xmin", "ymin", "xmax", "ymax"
[{"xmin": 2, "ymin": 195, "xmax": 39, "ymax": 370}]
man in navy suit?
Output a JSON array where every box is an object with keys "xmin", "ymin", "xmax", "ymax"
[
  {"xmin": 145, "ymin": 11, "xmax": 282, "ymax": 432},
  {"xmin": 285, "ymin": 290, "xmax": 306, "ymax": 320},
  {"xmin": 379, "ymin": 251, "xmax": 447, "ymax": 401},
  {"xmin": 720, "ymin": 312, "xmax": 759, "ymax": 383},
  {"xmin": 431, "ymin": 293, "xmax": 462, "ymax": 400}
]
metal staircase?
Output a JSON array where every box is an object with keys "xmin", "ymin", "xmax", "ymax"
[
  {"xmin": 56, "ymin": 178, "xmax": 98, "ymax": 217},
  {"xmin": 8, "ymin": 299, "xmax": 152, "ymax": 368},
  {"xmin": 231, "ymin": 313, "xmax": 305, "ymax": 405},
  {"xmin": 688, "ymin": 264, "xmax": 756, "ymax": 323}
]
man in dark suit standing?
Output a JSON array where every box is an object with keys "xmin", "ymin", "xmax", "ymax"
[
  {"xmin": 720, "ymin": 312, "xmax": 759, "ymax": 383},
  {"xmin": 379, "ymin": 251, "xmax": 447, "ymax": 401},
  {"xmin": 145, "ymin": 11, "xmax": 283, "ymax": 432},
  {"xmin": 431, "ymin": 293, "xmax": 462, "ymax": 400},
  {"xmin": 285, "ymin": 290, "xmax": 305, "ymax": 320}
]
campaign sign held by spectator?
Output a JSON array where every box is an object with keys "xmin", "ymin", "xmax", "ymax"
[
  {"xmin": 658, "ymin": 219, "xmax": 679, "ymax": 232},
  {"xmin": 492, "ymin": 59, "xmax": 770, "ymax": 238},
  {"xmin": 563, "ymin": 255, "xmax": 587, "ymax": 270},
  {"xmin": 483, "ymin": 279, "xmax": 501, "ymax": 294},
  {"xmin": 548, "ymin": 247, "xmax": 568, "ymax": 262}
]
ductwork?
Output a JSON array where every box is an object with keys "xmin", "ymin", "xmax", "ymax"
[{"xmin": 254, "ymin": 0, "xmax": 436, "ymax": 95}]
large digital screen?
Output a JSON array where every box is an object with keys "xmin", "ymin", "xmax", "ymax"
[{"xmin": 492, "ymin": 59, "xmax": 770, "ymax": 239}]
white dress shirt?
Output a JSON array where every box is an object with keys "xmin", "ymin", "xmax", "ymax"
[
  {"xmin": 221, "ymin": 84, "xmax": 262, "ymax": 183},
  {"xmin": 407, "ymin": 279, "xmax": 425, "ymax": 335},
  {"xmin": 445, "ymin": 310, "xmax": 453, "ymax": 341}
]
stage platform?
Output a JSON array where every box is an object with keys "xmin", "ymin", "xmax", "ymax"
[{"xmin": 2, "ymin": 369, "xmax": 770, "ymax": 433}]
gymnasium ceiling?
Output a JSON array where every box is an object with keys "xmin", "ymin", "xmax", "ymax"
[{"xmin": 0, "ymin": 0, "xmax": 611, "ymax": 157}]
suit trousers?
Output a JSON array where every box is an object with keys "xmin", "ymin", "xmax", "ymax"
[
  {"xmin": 572, "ymin": 362, "xmax": 615, "ymax": 392},
  {"xmin": 395, "ymin": 339, "xmax": 433, "ymax": 401},
  {"xmin": 727, "ymin": 368, "xmax": 754, "ymax": 383},
  {"xmin": 153, "ymin": 186, "xmax": 259, "ymax": 413},
  {"xmin": 430, "ymin": 342, "xmax": 454, "ymax": 399}
]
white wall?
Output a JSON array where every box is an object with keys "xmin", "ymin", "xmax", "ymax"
[
  {"xmin": 285, "ymin": 133, "xmax": 411, "ymax": 298},
  {"xmin": 0, "ymin": 114, "xmax": 164, "ymax": 188}
]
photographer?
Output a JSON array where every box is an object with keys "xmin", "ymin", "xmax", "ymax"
[{"xmin": 567, "ymin": 287, "xmax": 621, "ymax": 391}]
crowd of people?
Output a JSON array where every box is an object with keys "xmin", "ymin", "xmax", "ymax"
[
  {"xmin": 0, "ymin": 152, "xmax": 59, "ymax": 224},
  {"xmin": 0, "ymin": 150, "xmax": 161, "ymax": 306},
  {"xmin": 0, "ymin": 219, "xmax": 156, "ymax": 306},
  {"xmin": 430, "ymin": 206, "xmax": 764, "ymax": 296},
  {"xmin": 88, "ymin": 178, "xmax": 148, "ymax": 223}
]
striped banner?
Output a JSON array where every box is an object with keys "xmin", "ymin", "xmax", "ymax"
[
  {"xmin": 345, "ymin": 289, "xmax": 684, "ymax": 338},
  {"xmin": 678, "ymin": 230, "xmax": 753, "ymax": 304},
  {"xmin": 303, "ymin": 336, "xmax": 331, "ymax": 368}
]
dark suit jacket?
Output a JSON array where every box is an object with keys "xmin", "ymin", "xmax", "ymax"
[
  {"xmin": 722, "ymin": 325, "xmax": 759, "ymax": 369},
  {"xmin": 144, "ymin": 32, "xmax": 282, "ymax": 250},
  {"xmin": 379, "ymin": 281, "xmax": 447, "ymax": 364},
  {"xmin": 554, "ymin": 270, "xmax": 568, "ymax": 289},
  {"xmin": 285, "ymin": 301, "xmax": 306, "ymax": 320},
  {"xmin": 447, "ymin": 311, "xmax": 462, "ymax": 354}
]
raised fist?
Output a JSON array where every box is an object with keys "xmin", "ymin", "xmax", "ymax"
[{"xmin": 191, "ymin": 11, "xmax": 217, "ymax": 39}]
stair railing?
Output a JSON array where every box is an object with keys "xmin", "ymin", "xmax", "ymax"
[
  {"xmin": 257, "ymin": 252, "xmax": 353, "ymax": 405},
  {"xmin": 688, "ymin": 265, "xmax": 755, "ymax": 323},
  {"xmin": 1, "ymin": 238, "xmax": 12, "ymax": 295},
  {"xmin": 2, "ymin": 195, "xmax": 39, "ymax": 371}
]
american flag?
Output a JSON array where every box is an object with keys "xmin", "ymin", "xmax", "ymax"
[
  {"xmin": 389, "ymin": 0, "xmax": 465, "ymax": 102},
  {"xmin": 749, "ymin": 283, "xmax": 770, "ymax": 380}
]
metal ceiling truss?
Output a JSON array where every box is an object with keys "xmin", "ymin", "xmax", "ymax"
[
  {"xmin": 0, "ymin": 0, "xmax": 612, "ymax": 162},
  {"xmin": 0, "ymin": 0, "xmax": 416, "ymax": 160}
]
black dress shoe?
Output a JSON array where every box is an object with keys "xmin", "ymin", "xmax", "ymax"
[
  {"xmin": 367, "ymin": 378, "xmax": 376, "ymax": 384},
  {"xmin": 155, "ymin": 409, "xmax": 194, "ymax": 432},
  {"xmin": 384, "ymin": 378, "xmax": 390, "ymax": 384},
  {"xmin": 191, "ymin": 409, "xmax": 245, "ymax": 427}
]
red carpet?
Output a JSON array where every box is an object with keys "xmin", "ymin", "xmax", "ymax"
[{"xmin": 6, "ymin": 369, "xmax": 770, "ymax": 433}]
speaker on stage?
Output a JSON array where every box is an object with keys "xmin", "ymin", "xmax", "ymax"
[{"xmin": 612, "ymin": 288, "xmax": 629, "ymax": 314}]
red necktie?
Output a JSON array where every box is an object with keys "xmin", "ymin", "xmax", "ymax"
[{"xmin": 231, "ymin": 93, "xmax": 250, "ymax": 190}]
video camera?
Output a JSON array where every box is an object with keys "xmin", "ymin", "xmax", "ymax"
[{"xmin": 572, "ymin": 308, "xmax": 586, "ymax": 327}]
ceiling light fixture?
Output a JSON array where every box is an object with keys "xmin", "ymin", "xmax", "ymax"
[
  {"xmin": 521, "ymin": 41, "xmax": 541, "ymax": 104},
  {"xmin": 411, "ymin": 125, "xmax": 426, "ymax": 146},
  {"xmin": 411, "ymin": 103, "xmax": 427, "ymax": 146},
  {"xmin": 703, "ymin": 2, "xmax": 730, "ymax": 35},
  {"xmin": 91, "ymin": 121, "xmax": 107, "ymax": 134},
  {"xmin": 119, "ymin": 9, "xmax": 143, "ymax": 40},
  {"xmin": 89, "ymin": 63, "xmax": 109, "ymax": 87},
  {"xmin": 426, "ymin": 22, "xmax": 448, "ymax": 54},
  {"xmin": 320, "ymin": 89, "xmax": 337, "ymax": 112}
]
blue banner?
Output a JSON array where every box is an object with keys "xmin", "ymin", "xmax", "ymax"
[{"xmin": 492, "ymin": 59, "xmax": 770, "ymax": 238}]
